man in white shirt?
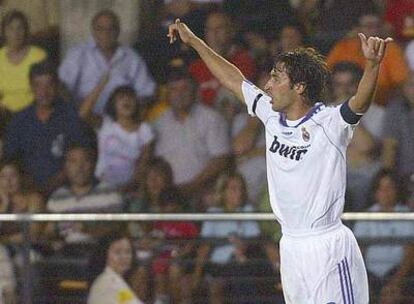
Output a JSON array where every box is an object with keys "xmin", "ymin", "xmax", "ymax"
[
  {"xmin": 59, "ymin": 9, "xmax": 155, "ymax": 114},
  {"xmin": 168, "ymin": 19, "xmax": 393, "ymax": 303}
]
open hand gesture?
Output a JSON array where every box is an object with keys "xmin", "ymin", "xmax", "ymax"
[
  {"xmin": 167, "ymin": 19, "xmax": 197, "ymax": 45},
  {"xmin": 358, "ymin": 33, "xmax": 393, "ymax": 64}
]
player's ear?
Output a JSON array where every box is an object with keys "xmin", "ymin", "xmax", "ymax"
[{"xmin": 293, "ymin": 82, "xmax": 306, "ymax": 95}]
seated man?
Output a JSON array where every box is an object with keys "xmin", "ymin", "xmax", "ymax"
[
  {"xmin": 46, "ymin": 144, "xmax": 124, "ymax": 245},
  {"xmin": 4, "ymin": 61, "xmax": 94, "ymax": 192},
  {"xmin": 154, "ymin": 59, "xmax": 231, "ymax": 200},
  {"xmin": 59, "ymin": 9, "xmax": 156, "ymax": 114}
]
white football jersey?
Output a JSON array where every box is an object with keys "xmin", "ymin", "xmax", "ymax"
[{"xmin": 242, "ymin": 80, "xmax": 359, "ymax": 233}]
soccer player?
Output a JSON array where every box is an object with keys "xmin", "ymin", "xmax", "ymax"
[{"xmin": 168, "ymin": 19, "xmax": 393, "ymax": 304}]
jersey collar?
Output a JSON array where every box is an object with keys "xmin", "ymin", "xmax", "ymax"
[{"xmin": 279, "ymin": 103, "xmax": 323, "ymax": 128}]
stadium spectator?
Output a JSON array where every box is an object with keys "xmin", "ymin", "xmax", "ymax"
[
  {"xmin": 149, "ymin": 188, "xmax": 199, "ymax": 304},
  {"xmin": 384, "ymin": 0, "xmax": 414, "ymax": 42},
  {"xmin": 194, "ymin": 173, "xmax": 272, "ymax": 304},
  {"xmin": 0, "ymin": 160, "xmax": 44, "ymax": 245},
  {"xmin": 294, "ymin": 0, "xmax": 378, "ymax": 53},
  {"xmin": 45, "ymin": 144, "xmax": 123, "ymax": 245},
  {"xmin": 382, "ymin": 72, "xmax": 414, "ymax": 180},
  {"xmin": 3, "ymin": 61, "xmax": 94, "ymax": 192},
  {"xmin": 278, "ymin": 23, "xmax": 306, "ymax": 54},
  {"xmin": 136, "ymin": 0, "xmax": 208, "ymax": 84},
  {"xmin": 0, "ymin": 244, "xmax": 16, "ymax": 304},
  {"xmin": 327, "ymin": 10, "xmax": 410, "ymax": 106},
  {"xmin": 0, "ymin": 10, "xmax": 47, "ymax": 113},
  {"xmin": 353, "ymin": 169, "xmax": 414, "ymax": 303},
  {"xmin": 154, "ymin": 58, "xmax": 231, "ymax": 201},
  {"xmin": 79, "ymin": 85, "xmax": 154, "ymax": 189},
  {"xmin": 127, "ymin": 157, "xmax": 175, "ymax": 240},
  {"xmin": 59, "ymin": 9, "xmax": 155, "ymax": 115},
  {"xmin": 189, "ymin": 10, "xmax": 256, "ymax": 106},
  {"xmin": 88, "ymin": 232, "xmax": 145, "ymax": 304},
  {"xmin": 216, "ymin": 90, "xmax": 266, "ymax": 203},
  {"xmin": 329, "ymin": 62, "xmax": 381, "ymax": 211}
]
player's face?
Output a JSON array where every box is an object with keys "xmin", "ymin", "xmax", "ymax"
[
  {"xmin": 65, "ymin": 148, "xmax": 95, "ymax": 187},
  {"xmin": 92, "ymin": 15, "xmax": 118, "ymax": 51},
  {"xmin": 31, "ymin": 74, "xmax": 58, "ymax": 108},
  {"xmin": 264, "ymin": 65, "xmax": 297, "ymax": 112},
  {"xmin": 107, "ymin": 238, "xmax": 133, "ymax": 275}
]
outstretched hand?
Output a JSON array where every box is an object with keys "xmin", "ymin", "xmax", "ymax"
[
  {"xmin": 358, "ymin": 33, "xmax": 393, "ymax": 64},
  {"xmin": 167, "ymin": 19, "xmax": 197, "ymax": 45}
]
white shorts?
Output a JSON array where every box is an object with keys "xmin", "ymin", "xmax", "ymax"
[{"xmin": 279, "ymin": 221, "xmax": 369, "ymax": 304}]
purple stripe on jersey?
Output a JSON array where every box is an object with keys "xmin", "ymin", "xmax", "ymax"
[
  {"xmin": 342, "ymin": 260, "xmax": 352, "ymax": 304},
  {"xmin": 338, "ymin": 262, "xmax": 347, "ymax": 304},
  {"xmin": 345, "ymin": 258, "xmax": 355, "ymax": 303}
]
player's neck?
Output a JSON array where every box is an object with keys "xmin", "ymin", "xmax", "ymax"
[{"xmin": 285, "ymin": 101, "xmax": 312, "ymax": 121}]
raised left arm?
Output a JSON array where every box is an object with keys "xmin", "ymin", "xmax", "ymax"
[{"xmin": 349, "ymin": 33, "xmax": 393, "ymax": 114}]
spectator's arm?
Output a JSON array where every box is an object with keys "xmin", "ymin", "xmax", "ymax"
[
  {"xmin": 382, "ymin": 138, "xmax": 398, "ymax": 169},
  {"xmin": 232, "ymin": 117, "xmax": 261, "ymax": 156},
  {"xmin": 178, "ymin": 155, "xmax": 231, "ymax": 196},
  {"xmin": 27, "ymin": 193, "xmax": 45, "ymax": 243},
  {"xmin": 78, "ymin": 73, "xmax": 109, "ymax": 125},
  {"xmin": 380, "ymin": 244, "xmax": 414, "ymax": 302},
  {"xmin": 133, "ymin": 142, "xmax": 153, "ymax": 187}
]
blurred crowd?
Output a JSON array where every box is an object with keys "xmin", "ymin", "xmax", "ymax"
[{"xmin": 0, "ymin": 0, "xmax": 413, "ymax": 303}]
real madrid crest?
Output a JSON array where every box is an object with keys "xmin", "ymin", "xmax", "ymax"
[{"xmin": 301, "ymin": 127, "xmax": 310, "ymax": 142}]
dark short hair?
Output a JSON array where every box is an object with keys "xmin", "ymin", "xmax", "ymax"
[
  {"xmin": 29, "ymin": 60, "xmax": 58, "ymax": 83},
  {"xmin": 331, "ymin": 61, "xmax": 363, "ymax": 84},
  {"xmin": 65, "ymin": 143, "xmax": 98, "ymax": 165},
  {"xmin": 1, "ymin": 10, "xmax": 29, "ymax": 42},
  {"xmin": 147, "ymin": 157, "xmax": 174, "ymax": 188},
  {"xmin": 91, "ymin": 9, "xmax": 120, "ymax": 35},
  {"xmin": 370, "ymin": 169, "xmax": 404, "ymax": 204},
  {"xmin": 88, "ymin": 230, "xmax": 134, "ymax": 283},
  {"xmin": 159, "ymin": 187, "xmax": 185, "ymax": 206},
  {"xmin": 104, "ymin": 85, "xmax": 141, "ymax": 122},
  {"xmin": 274, "ymin": 47, "xmax": 330, "ymax": 106}
]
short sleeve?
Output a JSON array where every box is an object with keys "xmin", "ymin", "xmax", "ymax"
[
  {"xmin": 139, "ymin": 122, "xmax": 155, "ymax": 145},
  {"xmin": 241, "ymin": 80, "xmax": 273, "ymax": 123},
  {"xmin": 205, "ymin": 112, "xmax": 231, "ymax": 157},
  {"xmin": 324, "ymin": 101, "xmax": 362, "ymax": 147}
]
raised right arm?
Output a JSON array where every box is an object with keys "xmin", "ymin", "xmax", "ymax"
[{"xmin": 168, "ymin": 19, "xmax": 245, "ymax": 102}]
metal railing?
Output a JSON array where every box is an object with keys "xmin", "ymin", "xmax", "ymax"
[
  {"xmin": 1, "ymin": 212, "xmax": 413, "ymax": 304},
  {"xmin": 1, "ymin": 212, "xmax": 414, "ymax": 222}
]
